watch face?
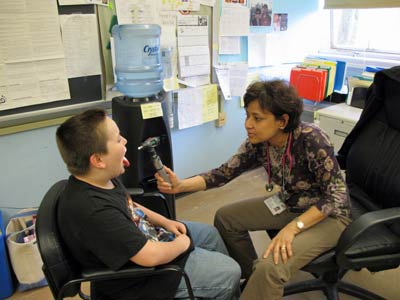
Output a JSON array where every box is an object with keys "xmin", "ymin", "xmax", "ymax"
[{"xmin": 297, "ymin": 220, "xmax": 304, "ymax": 229}]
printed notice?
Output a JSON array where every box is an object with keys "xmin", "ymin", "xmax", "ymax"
[{"xmin": 141, "ymin": 102, "xmax": 163, "ymax": 119}]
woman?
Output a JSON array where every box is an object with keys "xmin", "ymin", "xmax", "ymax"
[{"xmin": 156, "ymin": 80, "xmax": 351, "ymax": 300}]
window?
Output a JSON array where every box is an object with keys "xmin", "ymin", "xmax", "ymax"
[{"xmin": 331, "ymin": 8, "xmax": 400, "ymax": 54}]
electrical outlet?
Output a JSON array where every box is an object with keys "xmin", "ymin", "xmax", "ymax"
[{"xmin": 216, "ymin": 112, "xmax": 226, "ymax": 127}]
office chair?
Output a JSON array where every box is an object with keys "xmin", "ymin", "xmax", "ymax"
[
  {"xmin": 277, "ymin": 66, "xmax": 400, "ymax": 300},
  {"xmin": 36, "ymin": 180, "xmax": 195, "ymax": 300}
]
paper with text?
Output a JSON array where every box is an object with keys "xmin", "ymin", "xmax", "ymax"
[
  {"xmin": 60, "ymin": 14, "xmax": 101, "ymax": 78},
  {"xmin": 0, "ymin": 0, "xmax": 70, "ymax": 111},
  {"xmin": 177, "ymin": 15, "xmax": 210, "ymax": 85},
  {"xmin": 141, "ymin": 102, "xmax": 164, "ymax": 119},
  {"xmin": 177, "ymin": 84, "xmax": 218, "ymax": 130},
  {"xmin": 220, "ymin": 7, "xmax": 250, "ymax": 36}
]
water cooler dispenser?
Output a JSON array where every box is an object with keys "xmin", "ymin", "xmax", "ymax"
[{"xmin": 111, "ymin": 24, "xmax": 176, "ymax": 219}]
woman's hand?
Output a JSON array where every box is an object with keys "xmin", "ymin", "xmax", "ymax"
[
  {"xmin": 263, "ymin": 222, "xmax": 299, "ymax": 264},
  {"xmin": 162, "ymin": 219, "xmax": 187, "ymax": 236},
  {"xmin": 155, "ymin": 166, "xmax": 181, "ymax": 194}
]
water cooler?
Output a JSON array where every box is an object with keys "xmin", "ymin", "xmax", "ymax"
[{"xmin": 111, "ymin": 24, "xmax": 175, "ymax": 219}]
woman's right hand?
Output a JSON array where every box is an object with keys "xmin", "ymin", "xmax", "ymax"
[{"xmin": 155, "ymin": 166, "xmax": 181, "ymax": 194}]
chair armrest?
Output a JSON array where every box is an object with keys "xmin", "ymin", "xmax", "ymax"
[
  {"xmin": 81, "ymin": 264, "xmax": 189, "ymax": 282},
  {"xmin": 126, "ymin": 188, "xmax": 144, "ymax": 197},
  {"xmin": 336, "ymin": 207, "xmax": 400, "ymax": 268},
  {"xmin": 80, "ymin": 264, "xmax": 194, "ymax": 300},
  {"xmin": 82, "ymin": 265, "xmax": 157, "ymax": 281},
  {"xmin": 59, "ymin": 264, "xmax": 194, "ymax": 300}
]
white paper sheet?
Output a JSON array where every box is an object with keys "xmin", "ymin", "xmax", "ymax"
[
  {"xmin": 214, "ymin": 64, "xmax": 231, "ymax": 100},
  {"xmin": 177, "ymin": 15, "xmax": 210, "ymax": 81},
  {"xmin": 115, "ymin": 0, "xmax": 158, "ymax": 24},
  {"xmin": 177, "ymin": 84, "xmax": 218, "ymax": 129},
  {"xmin": 219, "ymin": 7, "xmax": 250, "ymax": 36},
  {"xmin": 0, "ymin": 0, "xmax": 70, "ymax": 111},
  {"xmin": 219, "ymin": 36, "xmax": 241, "ymax": 55},
  {"xmin": 60, "ymin": 14, "xmax": 102, "ymax": 78},
  {"xmin": 58, "ymin": 0, "xmax": 89, "ymax": 5},
  {"xmin": 161, "ymin": 0, "xmax": 200, "ymax": 11},
  {"xmin": 229, "ymin": 63, "xmax": 248, "ymax": 97},
  {"xmin": 177, "ymin": 87, "xmax": 203, "ymax": 130},
  {"xmin": 199, "ymin": 0, "xmax": 216, "ymax": 7},
  {"xmin": 215, "ymin": 63, "xmax": 248, "ymax": 99}
]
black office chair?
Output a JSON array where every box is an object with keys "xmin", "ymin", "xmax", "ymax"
[
  {"xmin": 36, "ymin": 180, "xmax": 195, "ymax": 300},
  {"xmin": 279, "ymin": 66, "xmax": 400, "ymax": 300}
]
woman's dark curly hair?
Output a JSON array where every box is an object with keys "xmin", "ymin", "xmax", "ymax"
[{"xmin": 243, "ymin": 80, "xmax": 303, "ymax": 132}]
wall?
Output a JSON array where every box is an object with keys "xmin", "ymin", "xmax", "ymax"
[{"xmin": 0, "ymin": 0, "xmax": 322, "ymax": 224}]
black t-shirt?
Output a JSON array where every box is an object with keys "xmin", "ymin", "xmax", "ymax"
[{"xmin": 58, "ymin": 176, "xmax": 191, "ymax": 300}]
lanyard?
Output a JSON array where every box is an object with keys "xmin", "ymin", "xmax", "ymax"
[{"xmin": 265, "ymin": 132, "xmax": 293, "ymax": 192}]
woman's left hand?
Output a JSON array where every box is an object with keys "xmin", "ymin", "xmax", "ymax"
[{"xmin": 263, "ymin": 222, "xmax": 299, "ymax": 264}]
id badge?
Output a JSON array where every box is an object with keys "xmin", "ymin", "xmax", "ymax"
[{"xmin": 264, "ymin": 193, "xmax": 287, "ymax": 215}]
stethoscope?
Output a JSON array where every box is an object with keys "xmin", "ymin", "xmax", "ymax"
[{"xmin": 265, "ymin": 132, "xmax": 293, "ymax": 192}]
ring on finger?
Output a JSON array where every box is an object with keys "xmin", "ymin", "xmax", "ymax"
[{"xmin": 281, "ymin": 245, "xmax": 286, "ymax": 251}]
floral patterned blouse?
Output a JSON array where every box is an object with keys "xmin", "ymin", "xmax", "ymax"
[{"xmin": 199, "ymin": 122, "xmax": 351, "ymax": 221}]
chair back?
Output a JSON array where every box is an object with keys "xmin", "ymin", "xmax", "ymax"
[
  {"xmin": 36, "ymin": 180, "xmax": 81, "ymax": 298},
  {"xmin": 344, "ymin": 67, "xmax": 400, "ymax": 217}
]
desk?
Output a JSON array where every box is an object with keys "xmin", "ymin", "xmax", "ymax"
[{"xmin": 314, "ymin": 103, "xmax": 362, "ymax": 152}]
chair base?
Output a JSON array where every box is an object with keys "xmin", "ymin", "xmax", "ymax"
[{"xmin": 284, "ymin": 278, "xmax": 385, "ymax": 300}]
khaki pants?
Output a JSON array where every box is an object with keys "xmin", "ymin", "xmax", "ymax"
[{"xmin": 214, "ymin": 195, "xmax": 349, "ymax": 300}]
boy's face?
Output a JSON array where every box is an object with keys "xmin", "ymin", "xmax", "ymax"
[{"xmin": 98, "ymin": 117, "xmax": 129, "ymax": 178}]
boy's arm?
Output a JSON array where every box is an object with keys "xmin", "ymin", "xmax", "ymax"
[
  {"xmin": 130, "ymin": 234, "xmax": 191, "ymax": 267},
  {"xmin": 132, "ymin": 201, "xmax": 169, "ymax": 227},
  {"xmin": 132, "ymin": 201, "xmax": 186, "ymax": 235}
]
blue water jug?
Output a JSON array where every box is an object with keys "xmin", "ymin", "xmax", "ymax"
[{"xmin": 112, "ymin": 24, "xmax": 163, "ymax": 98}]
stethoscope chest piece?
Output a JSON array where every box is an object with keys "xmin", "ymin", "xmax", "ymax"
[{"xmin": 265, "ymin": 184, "xmax": 274, "ymax": 192}]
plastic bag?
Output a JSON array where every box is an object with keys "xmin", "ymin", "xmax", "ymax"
[{"xmin": 6, "ymin": 208, "xmax": 47, "ymax": 291}]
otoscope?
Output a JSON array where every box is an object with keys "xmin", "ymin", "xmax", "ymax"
[{"xmin": 138, "ymin": 137, "xmax": 172, "ymax": 184}]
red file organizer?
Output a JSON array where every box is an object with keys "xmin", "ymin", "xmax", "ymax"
[{"xmin": 290, "ymin": 67, "xmax": 328, "ymax": 102}]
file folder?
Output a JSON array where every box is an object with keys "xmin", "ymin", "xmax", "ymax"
[
  {"xmin": 290, "ymin": 67, "xmax": 328, "ymax": 102},
  {"xmin": 303, "ymin": 58, "xmax": 337, "ymax": 96}
]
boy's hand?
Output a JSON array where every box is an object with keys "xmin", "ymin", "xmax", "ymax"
[{"xmin": 163, "ymin": 219, "xmax": 187, "ymax": 236}]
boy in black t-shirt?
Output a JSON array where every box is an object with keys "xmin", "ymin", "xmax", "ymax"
[{"xmin": 55, "ymin": 109, "xmax": 241, "ymax": 300}]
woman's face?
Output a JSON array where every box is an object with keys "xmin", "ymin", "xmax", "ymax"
[{"xmin": 245, "ymin": 100, "xmax": 285, "ymax": 145}]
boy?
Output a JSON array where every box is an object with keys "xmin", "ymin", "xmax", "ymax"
[{"xmin": 55, "ymin": 109, "xmax": 241, "ymax": 300}]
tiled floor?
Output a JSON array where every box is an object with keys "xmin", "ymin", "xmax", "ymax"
[{"xmin": 6, "ymin": 168, "xmax": 400, "ymax": 300}]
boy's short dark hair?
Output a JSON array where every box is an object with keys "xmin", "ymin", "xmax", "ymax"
[
  {"xmin": 56, "ymin": 108, "xmax": 109, "ymax": 175},
  {"xmin": 243, "ymin": 80, "xmax": 303, "ymax": 132}
]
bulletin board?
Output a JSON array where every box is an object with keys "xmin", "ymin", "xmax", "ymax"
[{"xmin": 0, "ymin": 2, "xmax": 109, "ymax": 120}]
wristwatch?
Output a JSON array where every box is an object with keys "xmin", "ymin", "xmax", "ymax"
[{"xmin": 295, "ymin": 217, "xmax": 305, "ymax": 231}]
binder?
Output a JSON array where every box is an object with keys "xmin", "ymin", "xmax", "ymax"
[
  {"xmin": 303, "ymin": 58, "xmax": 337, "ymax": 96},
  {"xmin": 290, "ymin": 67, "xmax": 328, "ymax": 102},
  {"xmin": 334, "ymin": 60, "xmax": 347, "ymax": 91}
]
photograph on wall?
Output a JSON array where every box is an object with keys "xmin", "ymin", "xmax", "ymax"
[
  {"xmin": 273, "ymin": 13, "xmax": 288, "ymax": 31},
  {"xmin": 249, "ymin": 0, "xmax": 272, "ymax": 27},
  {"xmin": 223, "ymin": 0, "xmax": 248, "ymax": 6}
]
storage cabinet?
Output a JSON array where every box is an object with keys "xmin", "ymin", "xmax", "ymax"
[{"xmin": 314, "ymin": 103, "xmax": 362, "ymax": 152}]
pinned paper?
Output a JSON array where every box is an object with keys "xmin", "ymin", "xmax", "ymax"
[
  {"xmin": 163, "ymin": 77, "xmax": 180, "ymax": 91},
  {"xmin": 141, "ymin": 102, "xmax": 163, "ymax": 119}
]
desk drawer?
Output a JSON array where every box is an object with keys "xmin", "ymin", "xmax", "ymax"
[{"xmin": 318, "ymin": 116, "xmax": 356, "ymax": 152}]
